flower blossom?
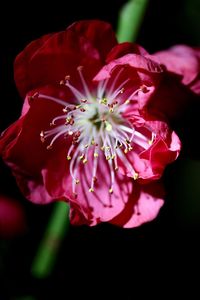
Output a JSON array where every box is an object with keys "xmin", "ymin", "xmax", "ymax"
[
  {"xmin": 152, "ymin": 45, "xmax": 200, "ymax": 94},
  {"xmin": 0, "ymin": 20, "xmax": 182, "ymax": 227}
]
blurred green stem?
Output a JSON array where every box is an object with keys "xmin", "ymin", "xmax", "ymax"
[
  {"xmin": 117, "ymin": 0, "xmax": 149, "ymax": 42},
  {"xmin": 31, "ymin": 201, "xmax": 69, "ymax": 278}
]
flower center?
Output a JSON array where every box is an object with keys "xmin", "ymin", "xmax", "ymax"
[{"xmin": 37, "ymin": 66, "xmax": 155, "ymax": 197}]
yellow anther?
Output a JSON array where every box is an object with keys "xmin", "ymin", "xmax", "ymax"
[
  {"xmin": 100, "ymin": 98, "xmax": 107, "ymax": 105},
  {"xmin": 105, "ymin": 121, "xmax": 112, "ymax": 132},
  {"xmin": 67, "ymin": 156, "xmax": 71, "ymax": 160},
  {"xmin": 83, "ymin": 158, "xmax": 88, "ymax": 164},
  {"xmin": 133, "ymin": 173, "xmax": 139, "ymax": 180},
  {"xmin": 109, "ymin": 108, "xmax": 114, "ymax": 113},
  {"xmin": 124, "ymin": 149, "xmax": 128, "ymax": 154},
  {"xmin": 111, "ymin": 154, "xmax": 116, "ymax": 159},
  {"xmin": 79, "ymin": 154, "xmax": 84, "ymax": 160},
  {"xmin": 89, "ymin": 188, "xmax": 94, "ymax": 192},
  {"xmin": 91, "ymin": 139, "xmax": 95, "ymax": 145},
  {"xmin": 94, "ymin": 152, "xmax": 99, "ymax": 158},
  {"xmin": 148, "ymin": 139, "xmax": 153, "ymax": 145},
  {"xmin": 109, "ymin": 188, "xmax": 113, "ymax": 194},
  {"xmin": 125, "ymin": 100, "xmax": 130, "ymax": 104},
  {"xmin": 128, "ymin": 146, "xmax": 133, "ymax": 151},
  {"xmin": 106, "ymin": 156, "xmax": 111, "ymax": 160}
]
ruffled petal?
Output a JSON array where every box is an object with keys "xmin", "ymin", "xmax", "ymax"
[
  {"xmin": 0, "ymin": 85, "xmax": 73, "ymax": 204},
  {"xmin": 117, "ymin": 120, "xmax": 181, "ymax": 181},
  {"xmin": 106, "ymin": 42, "xmax": 149, "ymax": 63},
  {"xmin": 94, "ymin": 53, "xmax": 163, "ymax": 85},
  {"xmin": 150, "ymin": 45, "xmax": 200, "ymax": 94},
  {"xmin": 140, "ymin": 72, "xmax": 194, "ymax": 122},
  {"xmin": 14, "ymin": 20, "xmax": 117, "ymax": 98},
  {"xmin": 68, "ymin": 151, "xmax": 132, "ymax": 226},
  {"xmin": 14, "ymin": 33, "xmax": 53, "ymax": 98},
  {"xmin": 140, "ymin": 131, "xmax": 181, "ymax": 180},
  {"xmin": 111, "ymin": 181, "xmax": 164, "ymax": 228}
]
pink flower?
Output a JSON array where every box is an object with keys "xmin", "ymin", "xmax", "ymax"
[
  {"xmin": 0, "ymin": 20, "xmax": 181, "ymax": 227},
  {"xmin": 0, "ymin": 195, "xmax": 26, "ymax": 238},
  {"xmin": 152, "ymin": 45, "xmax": 200, "ymax": 94},
  {"xmin": 145, "ymin": 45, "xmax": 200, "ymax": 121}
]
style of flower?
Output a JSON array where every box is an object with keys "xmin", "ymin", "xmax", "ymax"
[{"xmin": 0, "ymin": 20, "xmax": 182, "ymax": 227}]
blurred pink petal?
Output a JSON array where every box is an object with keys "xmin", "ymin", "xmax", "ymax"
[{"xmin": 0, "ymin": 195, "xmax": 26, "ymax": 238}]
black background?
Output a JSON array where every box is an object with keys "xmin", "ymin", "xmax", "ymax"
[{"xmin": 0, "ymin": 0, "xmax": 200, "ymax": 299}]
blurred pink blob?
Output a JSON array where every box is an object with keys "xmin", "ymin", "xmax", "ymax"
[{"xmin": 0, "ymin": 195, "xmax": 26, "ymax": 238}]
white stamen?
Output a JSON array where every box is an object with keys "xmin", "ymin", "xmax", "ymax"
[
  {"xmin": 40, "ymin": 68, "xmax": 155, "ymax": 199},
  {"xmin": 65, "ymin": 80, "xmax": 85, "ymax": 102},
  {"xmin": 37, "ymin": 93, "xmax": 68, "ymax": 106},
  {"xmin": 77, "ymin": 66, "xmax": 93, "ymax": 101}
]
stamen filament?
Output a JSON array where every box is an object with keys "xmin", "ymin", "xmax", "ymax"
[{"xmin": 39, "ymin": 68, "xmax": 155, "ymax": 199}]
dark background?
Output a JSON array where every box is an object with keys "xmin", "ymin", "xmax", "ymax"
[{"xmin": 0, "ymin": 0, "xmax": 200, "ymax": 299}]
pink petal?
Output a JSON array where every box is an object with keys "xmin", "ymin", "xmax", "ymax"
[
  {"xmin": 111, "ymin": 181, "xmax": 164, "ymax": 228},
  {"xmin": 94, "ymin": 53, "xmax": 163, "ymax": 83},
  {"xmin": 68, "ymin": 151, "xmax": 132, "ymax": 226},
  {"xmin": 150, "ymin": 45, "xmax": 200, "ymax": 94},
  {"xmin": 140, "ymin": 131, "xmax": 181, "ymax": 178}
]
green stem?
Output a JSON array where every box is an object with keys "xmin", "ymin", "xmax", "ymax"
[
  {"xmin": 31, "ymin": 201, "xmax": 69, "ymax": 278},
  {"xmin": 117, "ymin": 0, "xmax": 149, "ymax": 42}
]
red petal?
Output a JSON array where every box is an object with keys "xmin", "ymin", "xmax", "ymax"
[
  {"xmin": 0, "ymin": 85, "xmax": 72, "ymax": 204},
  {"xmin": 14, "ymin": 20, "xmax": 117, "ymax": 98},
  {"xmin": 106, "ymin": 42, "xmax": 148, "ymax": 63},
  {"xmin": 140, "ymin": 72, "xmax": 194, "ymax": 122}
]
